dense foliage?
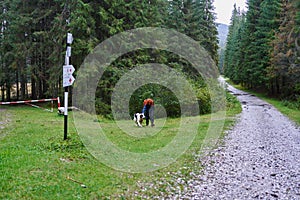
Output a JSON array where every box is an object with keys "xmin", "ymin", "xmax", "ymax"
[
  {"xmin": 224, "ymin": 0, "xmax": 300, "ymax": 100},
  {"xmin": 0, "ymin": 0, "xmax": 219, "ymax": 117}
]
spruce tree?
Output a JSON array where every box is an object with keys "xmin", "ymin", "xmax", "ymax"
[
  {"xmin": 224, "ymin": 4, "xmax": 243, "ymax": 82},
  {"xmin": 241, "ymin": 0, "xmax": 263, "ymax": 88},
  {"xmin": 251, "ymin": 0, "xmax": 282, "ymax": 89},
  {"xmin": 269, "ymin": 0, "xmax": 300, "ymax": 97}
]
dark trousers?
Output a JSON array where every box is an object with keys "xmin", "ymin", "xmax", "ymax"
[
  {"xmin": 144, "ymin": 106, "xmax": 150, "ymax": 126},
  {"xmin": 145, "ymin": 105, "xmax": 154, "ymax": 126}
]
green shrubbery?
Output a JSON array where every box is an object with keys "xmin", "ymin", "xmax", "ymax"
[
  {"xmin": 281, "ymin": 98, "xmax": 300, "ymax": 110},
  {"xmin": 95, "ymin": 73, "xmax": 226, "ymax": 119},
  {"xmin": 92, "ymin": 48, "xmax": 225, "ymax": 119}
]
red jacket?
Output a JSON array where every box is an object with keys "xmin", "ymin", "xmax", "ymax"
[{"xmin": 143, "ymin": 98, "xmax": 154, "ymax": 106}]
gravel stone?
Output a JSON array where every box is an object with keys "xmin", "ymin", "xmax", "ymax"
[{"xmin": 176, "ymin": 84, "xmax": 300, "ymax": 199}]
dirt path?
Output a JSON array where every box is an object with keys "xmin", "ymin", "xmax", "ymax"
[
  {"xmin": 179, "ymin": 83, "xmax": 300, "ymax": 199},
  {"xmin": 0, "ymin": 109, "xmax": 10, "ymax": 138},
  {"xmin": 0, "ymin": 108, "xmax": 6, "ymax": 129}
]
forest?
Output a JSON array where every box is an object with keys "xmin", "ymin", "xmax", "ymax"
[
  {"xmin": 0, "ymin": 0, "xmax": 219, "ymax": 116},
  {"xmin": 1, "ymin": 0, "xmax": 299, "ymax": 116},
  {"xmin": 224, "ymin": 0, "xmax": 300, "ymax": 100}
]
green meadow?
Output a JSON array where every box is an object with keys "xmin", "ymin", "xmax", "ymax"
[{"xmin": 0, "ymin": 96, "xmax": 241, "ymax": 199}]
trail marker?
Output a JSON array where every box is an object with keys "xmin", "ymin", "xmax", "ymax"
[
  {"xmin": 63, "ymin": 65, "xmax": 75, "ymax": 87},
  {"xmin": 67, "ymin": 33, "xmax": 73, "ymax": 44}
]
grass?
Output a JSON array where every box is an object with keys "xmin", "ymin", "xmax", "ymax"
[
  {"xmin": 228, "ymin": 81, "xmax": 300, "ymax": 125},
  {"xmin": 0, "ymin": 98, "xmax": 241, "ymax": 199}
]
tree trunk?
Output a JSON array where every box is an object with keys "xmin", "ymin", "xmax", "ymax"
[
  {"xmin": 276, "ymin": 76, "xmax": 280, "ymax": 95},
  {"xmin": 6, "ymin": 84, "xmax": 11, "ymax": 101},
  {"xmin": 31, "ymin": 75, "xmax": 37, "ymax": 99},
  {"xmin": 20, "ymin": 63, "xmax": 26, "ymax": 100},
  {"xmin": 16, "ymin": 70, "xmax": 19, "ymax": 100},
  {"xmin": 270, "ymin": 79, "xmax": 274, "ymax": 95},
  {"xmin": 1, "ymin": 86, "xmax": 4, "ymax": 101},
  {"xmin": 38, "ymin": 79, "xmax": 43, "ymax": 99}
]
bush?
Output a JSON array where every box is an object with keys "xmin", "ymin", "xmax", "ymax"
[
  {"xmin": 226, "ymin": 92, "xmax": 240, "ymax": 109},
  {"xmin": 281, "ymin": 99, "xmax": 300, "ymax": 110},
  {"xmin": 196, "ymin": 87, "xmax": 211, "ymax": 114},
  {"xmin": 95, "ymin": 81, "xmax": 228, "ymax": 119},
  {"xmin": 95, "ymin": 98, "xmax": 112, "ymax": 117}
]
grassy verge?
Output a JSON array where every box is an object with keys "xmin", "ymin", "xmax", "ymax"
[
  {"xmin": 227, "ymin": 80, "xmax": 300, "ymax": 125},
  {"xmin": 0, "ymin": 97, "xmax": 241, "ymax": 199}
]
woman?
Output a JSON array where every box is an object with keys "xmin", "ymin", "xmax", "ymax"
[{"xmin": 142, "ymin": 98, "xmax": 155, "ymax": 127}]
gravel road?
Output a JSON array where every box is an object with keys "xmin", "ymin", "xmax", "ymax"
[{"xmin": 179, "ymin": 84, "xmax": 300, "ymax": 199}]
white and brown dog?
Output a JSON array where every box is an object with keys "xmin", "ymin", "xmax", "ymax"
[{"xmin": 133, "ymin": 113, "xmax": 145, "ymax": 127}]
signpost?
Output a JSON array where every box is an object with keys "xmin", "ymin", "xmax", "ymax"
[
  {"xmin": 63, "ymin": 33, "xmax": 75, "ymax": 140},
  {"xmin": 63, "ymin": 65, "xmax": 75, "ymax": 87}
]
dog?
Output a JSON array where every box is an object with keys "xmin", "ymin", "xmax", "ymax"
[
  {"xmin": 58, "ymin": 107, "xmax": 65, "ymax": 115},
  {"xmin": 133, "ymin": 113, "xmax": 145, "ymax": 127}
]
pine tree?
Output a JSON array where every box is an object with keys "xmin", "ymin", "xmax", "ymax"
[
  {"xmin": 239, "ymin": 0, "xmax": 262, "ymax": 88},
  {"xmin": 224, "ymin": 4, "xmax": 244, "ymax": 83},
  {"xmin": 251, "ymin": 0, "xmax": 282, "ymax": 89},
  {"xmin": 198, "ymin": 0, "xmax": 219, "ymax": 63},
  {"xmin": 0, "ymin": 0, "xmax": 22, "ymax": 100},
  {"xmin": 0, "ymin": 0, "xmax": 220, "ymax": 115},
  {"xmin": 166, "ymin": 0, "xmax": 218, "ymax": 62},
  {"xmin": 0, "ymin": 2, "xmax": 8, "ymax": 101},
  {"xmin": 269, "ymin": 0, "xmax": 300, "ymax": 97},
  {"xmin": 0, "ymin": 0, "xmax": 68, "ymax": 100},
  {"xmin": 224, "ymin": 0, "xmax": 299, "ymax": 98},
  {"xmin": 167, "ymin": 0, "xmax": 185, "ymax": 33}
]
